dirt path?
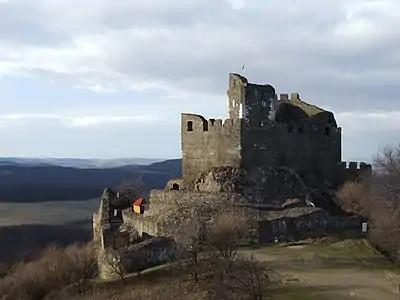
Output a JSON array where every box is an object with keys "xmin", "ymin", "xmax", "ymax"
[{"xmin": 243, "ymin": 242, "xmax": 400, "ymax": 300}]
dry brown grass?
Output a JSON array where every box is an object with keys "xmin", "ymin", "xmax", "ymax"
[
  {"xmin": 0, "ymin": 242, "xmax": 96, "ymax": 300},
  {"xmin": 335, "ymin": 181, "xmax": 370, "ymax": 217},
  {"xmin": 335, "ymin": 143, "xmax": 400, "ymax": 264}
]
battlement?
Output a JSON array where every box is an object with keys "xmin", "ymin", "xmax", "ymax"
[
  {"xmin": 181, "ymin": 113, "xmax": 241, "ymax": 133},
  {"xmin": 275, "ymin": 93, "xmax": 300, "ymax": 102},
  {"xmin": 334, "ymin": 161, "xmax": 372, "ymax": 185},
  {"xmin": 337, "ymin": 161, "xmax": 372, "ymax": 172},
  {"xmin": 181, "ymin": 73, "xmax": 344, "ymax": 186}
]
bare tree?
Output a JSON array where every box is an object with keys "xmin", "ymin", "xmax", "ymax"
[
  {"xmin": 352, "ymin": 143, "xmax": 400, "ymax": 262},
  {"xmin": 173, "ymin": 213, "xmax": 209, "ymax": 283},
  {"xmin": 158, "ymin": 195, "xmax": 251, "ymax": 286},
  {"xmin": 208, "ymin": 209, "xmax": 250, "ymax": 277},
  {"xmin": 114, "ymin": 177, "xmax": 146, "ymax": 209},
  {"xmin": 1, "ymin": 245, "xmax": 73, "ymax": 300},
  {"xmin": 373, "ymin": 143, "xmax": 400, "ymax": 204},
  {"xmin": 335, "ymin": 181, "xmax": 371, "ymax": 217},
  {"xmin": 227, "ymin": 255, "xmax": 273, "ymax": 300},
  {"xmin": 101, "ymin": 249, "xmax": 127, "ymax": 283},
  {"xmin": 64, "ymin": 242, "xmax": 96, "ymax": 295}
]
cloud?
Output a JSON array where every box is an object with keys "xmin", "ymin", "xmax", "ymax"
[
  {"xmin": 226, "ymin": 0, "xmax": 246, "ymax": 10},
  {"xmin": 0, "ymin": 0, "xmax": 399, "ymax": 159},
  {"xmin": 337, "ymin": 110, "xmax": 400, "ymax": 133},
  {"xmin": 0, "ymin": 113, "xmax": 157, "ymax": 127},
  {"xmin": 0, "ymin": 0, "xmax": 399, "ymax": 111},
  {"xmin": 64, "ymin": 115, "xmax": 157, "ymax": 127}
]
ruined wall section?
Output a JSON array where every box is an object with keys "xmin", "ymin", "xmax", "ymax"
[
  {"xmin": 227, "ymin": 73, "xmax": 277, "ymax": 122},
  {"xmin": 241, "ymin": 119, "xmax": 341, "ymax": 172},
  {"xmin": 227, "ymin": 73, "xmax": 247, "ymax": 119},
  {"xmin": 181, "ymin": 113, "xmax": 241, "ymax": 186},
  {"xmin": 93, "ymin": 188, "xmax": 115, "ymax": 250},
  {"xmin": 333, "ymin": 161, "xmax": 372, "ymax": 186},
  {"xmin": 241, "ymin": 92, "xmax": 341, "ymax": 173}
]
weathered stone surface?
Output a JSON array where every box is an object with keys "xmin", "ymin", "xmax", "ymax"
[
  {"xmin": 93, "ymin": 73, "xmax": 371, "ymax": 280},
  {"xmin": 181, "ymin": 73, "xmax": 371, "ymax": 187},
  {"xmin": 164, "ymin": 178, "xmax": 186, "ymax": 190},
  {"xmin": 281, "ymin": 198, "xmax": 307, "ymax": 209},
  {"xmin": 93, "ymin": 188, "xmax": 179, "ymax": 280},
  {"xmin": 194, "ymin": 166, "xmax": 311, "ymax": 206}
]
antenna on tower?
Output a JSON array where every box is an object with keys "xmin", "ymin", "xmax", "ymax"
[{"xmin": 241, "ymin": 65, "xmax": 246, "ymax": 76}]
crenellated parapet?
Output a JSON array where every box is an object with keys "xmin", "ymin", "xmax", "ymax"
[
  {"xmin": 334, "ymin": 161, "xmax": 372, "ymax": 185},
  {"xmin": 181, "ymin": 113, "xmax": 241, "ymax": 134},
  {"xmin": 275, "ymin": 93, "xmax": 300, "ymax": 102},
  {"xmin": 180, "ymin": 72, "xmax": 345, "ymax": 185}
]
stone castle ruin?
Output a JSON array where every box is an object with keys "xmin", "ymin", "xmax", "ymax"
[
  {"xmin": 93, "ymin": 73, "xmax": 371, "ymax": 279},
  {"xmin": 181, "ymin": 73, "xmax": 370, "ymax": 188}
]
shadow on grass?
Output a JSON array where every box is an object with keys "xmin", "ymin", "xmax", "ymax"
[
  {"xmin": 257, "ymin": 238, "xmax": 400, "ymax": 273},
  {"xmin": 313, "ymin": 255, "xmax": 400, "ymax": 272},
  {"xmin": 267, "ymin": 254, "xmax": 400, "ymax": 274},
  {"xmin": 271, "ymin": 284, "xmax": 369, "ymax": 300}
]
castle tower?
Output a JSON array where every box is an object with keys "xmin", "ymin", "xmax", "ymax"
[{"xmin": 227, "ymin": 73, "xmax": 277, "ymax": 124}]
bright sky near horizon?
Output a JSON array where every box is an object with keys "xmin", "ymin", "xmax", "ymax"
[{"xmin": 0, "ymin": 0, "xmax": 398, "ymax": 161}]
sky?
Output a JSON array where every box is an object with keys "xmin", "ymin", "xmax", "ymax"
[{"xmin": 0, "ymin": 0, "xmax": 399, "ymax": 162}]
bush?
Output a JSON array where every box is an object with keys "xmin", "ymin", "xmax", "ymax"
[
  {"xmin": 335, "ymin": 143, "xmax": 400, "ymax": 264},
  {"xmin": 335, "ymin": 181, "xmax": 370, "ymax": 216},
  {"xmin": 0, "ymin": 243, "xmax": 96, "ymax": 300}
]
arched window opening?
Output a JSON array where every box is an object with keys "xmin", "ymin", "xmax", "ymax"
[
  {"xmin": 187, "ymin": 121, "xmax": 193, "ymax": 131},
  {"xmin": 171, "ymin": 183, "xmax": 180, "ymax": 190}
]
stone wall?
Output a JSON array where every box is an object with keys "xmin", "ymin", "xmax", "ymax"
[
  {"xmin": 97, "ymin": 237, "xmax": 177, "ymax": 280},
  {"xmin": 122, "ymin": 212, "xmax": 161, "ymax": 237},
  {"xmin": 180, "ymin": 73, "xmax": 348, "ymax": 186},
  {"xmin": 94, "ymin": 188, "xmax": 179, "ymax": 280},
  {"xmin": 256, "ymin": 207, "xmax": 363, "ymax": 243},
  {"xmin": 241, "ymin": 120, "xmax": 342, "ymax": 173},
  {"xmin": 93, "ymin": 188, "xmax": 117, "ymax": 249},
  {"xmin": 147, "ymin": 189, "xmax": 246, "ymax": 210},
  {"xmin": 181, "ymin": 113, "xmax": 242, "ymax": 186},
  {"xmin": 333, "ymin": 161, "xmax": 372, "ymax": 186}
]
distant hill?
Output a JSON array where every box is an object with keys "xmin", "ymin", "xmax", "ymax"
[
  {"xmin": 0, "ymin": 157, "xmax": 165, "ymax": 168},
  {"xmin": 0, "ymin": 159, "xmax": 182, "ymax": 203}
]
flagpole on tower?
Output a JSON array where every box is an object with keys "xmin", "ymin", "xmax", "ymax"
[{"xmin": 241, "ymin": 65, "xmax": 245, "ymax": 75}]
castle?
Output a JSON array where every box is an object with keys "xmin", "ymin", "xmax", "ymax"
[
  {"xmin": 181, "ymin": 73, "xmax": 370, "ymax": 187},
  {"xmin": 93, "ymin": 73, "xmax": 371, "ymax": 279}
]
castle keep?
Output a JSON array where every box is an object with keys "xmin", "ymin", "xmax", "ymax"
[{"xmin": 181, "ymin": 73, "xmax": 366, "ymax": 186}]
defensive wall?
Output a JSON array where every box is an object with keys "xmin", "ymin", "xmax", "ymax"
[
  {"xmin": 182, "ymin": 112, "xmax": 343, "ymax": 186},
  {"xmin": 93, "ymin": 189, "xmax": 177, "ymax": 280},
  {"xmin": 181, "ymin": 114, "xmax": 242, "ymax": 186}
]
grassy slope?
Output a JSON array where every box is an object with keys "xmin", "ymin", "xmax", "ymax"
[
  {"xmin": 57, "ymin": 239, "xmax": 400, "ymax": 300},
  {"xmin": 254, "ymin": 238, "xmax": 400, "ymax": 299}
]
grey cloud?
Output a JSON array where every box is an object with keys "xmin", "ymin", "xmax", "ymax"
[
  {"xmin": 0, "ymin": 0, "xmax": 400, "ymax": 112},
  {"xmin": 0, "ymin": 1, "xmax": 71, "ymax": 46}
]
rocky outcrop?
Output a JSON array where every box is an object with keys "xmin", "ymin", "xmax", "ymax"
[{"xmin": 194, "ymin": 166, "xmax": 311, "ymax": 206}]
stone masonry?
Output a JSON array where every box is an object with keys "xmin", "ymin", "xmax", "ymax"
[
  {"xmin": 93, "ymin": 73, "xmax": 371, "ymax": 279},
  {"xmin": 181, "ymin": 73, "xmax": 371, "ymax": 187}
]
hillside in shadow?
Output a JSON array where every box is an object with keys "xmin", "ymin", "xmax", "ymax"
[
  {"xmin": 0, "ymin": 159, "xmax": 181, "ymax": 203},
  {"xmin": 0, "ymin": 220, "xmax": 92, "ymax": 263}
]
